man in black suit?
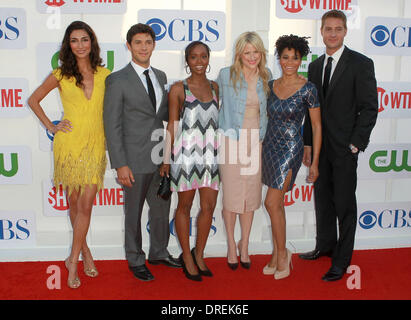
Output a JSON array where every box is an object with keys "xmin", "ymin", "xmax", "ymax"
[{"xmin": 300, "ymin": 10, "xmax": 378, "ymax": 281}]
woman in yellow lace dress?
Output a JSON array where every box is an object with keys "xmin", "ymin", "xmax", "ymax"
[{"xmin": 28, "ymin": 21, "xmax": 110, "ymax": 289}]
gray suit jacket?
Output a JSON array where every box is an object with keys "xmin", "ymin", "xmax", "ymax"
[{"xmin": 103, "ymin": 63, "xmax": 168, "ymax": 174}]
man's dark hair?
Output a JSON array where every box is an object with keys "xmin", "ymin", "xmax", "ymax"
[
  {"xmin": 321, "ymin": 10, "xmax": 347, "ymax": 29},
  {"xmin": 126, "ymin": 23, "xmax": 156, "ymax": 44}
]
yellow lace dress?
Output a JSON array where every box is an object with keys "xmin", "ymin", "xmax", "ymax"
[{"xmin": 52, "ymin": 66, "xmax": 110, "ymax": 195}]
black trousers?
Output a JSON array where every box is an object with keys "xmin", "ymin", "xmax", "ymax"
[{"xmin": 313, "ymin": 150, "xmax": 358, "ymax": 269}]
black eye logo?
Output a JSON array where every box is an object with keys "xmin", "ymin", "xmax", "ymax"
[
  {"xmin": 371, "ymin": 25, "xmax": 390, "ymax": 47},
  {"xmin": 146, "ymin": 18, "xmax": 167, "ymax": 41},
  {"xmin": 359, "ymin": 210, "xmax": 377, "ymax": 229}
]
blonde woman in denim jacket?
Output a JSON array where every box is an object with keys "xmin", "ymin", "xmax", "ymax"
[{"xmin": 217, "ymin": 32, "xmax": 272, "ymax": 270}]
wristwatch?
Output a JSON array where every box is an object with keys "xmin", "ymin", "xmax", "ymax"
[{"xmin": 349, "ymin": 144, "xmax": 358, "ymax": 154}]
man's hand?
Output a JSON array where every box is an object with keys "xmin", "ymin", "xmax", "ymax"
[
  {"xmin": 116, "ymin": 166, "xmax": 135, "ymax": 187},
  {"xmin": 303, "ymin": 146, "xmax": 312, "ymax": 167}
]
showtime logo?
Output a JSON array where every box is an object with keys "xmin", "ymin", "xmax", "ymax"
[
  {"xmin": 1, "ymin": 88, "xmax": 23, "ymax": 108},
  {"xmin": 44, "ymin": 179, "xmax": 124, "ymax": 216},
  {"xmin": 276, "ymin": 0, "xmax": 357, "ymax": 19},
  {"xmin": 280, "ymin": 0, "xmax": 353, "ymax": 13},
  {"xmin": 0, "ymin": 78, "xmax": 29, "ymax": 118},
  {"xmin": 376, "ymin": 82, "xmax": 411, "ymax": 118},
  {"xmin": 284, "ymin": 183, "xmax": 314, "ymax": 207},
  {"xmin": 378, "ymin": 87, "xmax": 411, "ymax": 112},
  {"xmin": 275, "ymin": 175, "xmax": 315, "ymax": 211},
  {"xmin": 47, "ymin": 184, "xmax": 69, "ymax": 212},
  {"xmin": 37, "ymin": 0, "xmax": 126, "ymax": 14},
  {"xmin": 44, "ymin": 0, "xmax": 121, "ymax": 6}
]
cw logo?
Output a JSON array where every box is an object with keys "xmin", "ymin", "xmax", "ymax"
[
  {"xmin": 0, "ymin": 153, "xmax": 18, "ymax": 177},
  {"xmin": 369, "ymin": 150, "xmax": 411, "ymax": 172},
  {"xmin": 298, "ymin": 54, "xmax": 319, "ymax": 78},
  {"xmin": 50, "ymin": 50, "xmax": 115, "ymax": 71}
]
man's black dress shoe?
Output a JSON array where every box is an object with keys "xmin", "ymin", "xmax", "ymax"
[
  {"xmin": 322, "ymin": 265, "xmax": 346, "ymax": 282},
  {"xmin": 129, "ymin": 264, "xmax": 154, "ymax": 281},
  {"xmin": 148, "ymin": 255, "xmax": 182, "ymax": 268},
  {"xmin": 298, "ymin": 249, "xmax": 333, "ymax": 260}
]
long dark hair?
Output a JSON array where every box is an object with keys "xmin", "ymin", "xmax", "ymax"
[{"xmin": 58, "ymin": 21, "xmax": 103, "ymax": 87}]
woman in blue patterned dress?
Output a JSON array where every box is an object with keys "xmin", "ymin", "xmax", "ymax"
[
  {"xmin": 262, "ymin": 35, "xmax": 322, "ymax": 279},
  {"xmin": 160, "ymin": 41, "xmax": 219, "ymax": 281}
]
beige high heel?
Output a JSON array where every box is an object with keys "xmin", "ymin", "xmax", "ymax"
[
  {"xmin": 65, "ymin": 258, "xmax": 81, "ymax": 289},
  {"xmin": 81, "ymin": 250, "xmax": 99, "ymax": 278},
  {"xmin": 263, "ymin": 264, "xmax": 277, "ymax": 275},
  {"xmin": 274, "ymin": 249, "xmax": 293, "ymax": 280}
]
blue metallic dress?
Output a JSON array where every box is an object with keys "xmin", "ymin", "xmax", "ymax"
[{"xmin": 262, "ymin": 80, "xmax": 320, "ymax": 191}]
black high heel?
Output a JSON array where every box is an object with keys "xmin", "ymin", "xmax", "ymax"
[
  {"xmin": 227, "ymin": 246, "xmax": 238, "ymax": 270},
  {"xmin": 179, "ymin": 253, "xmax": 202, "ymax": 282},
  {"xmin": 238, "ymin": 242, "xmax": 251, "ymax": 269},
  {"xmin": 191, "ymin": 248, "xmax": 213, "ymax": 277},
  {"xmin": 227, "ymin": 261, "xmax": 239, "ymax": 270}
]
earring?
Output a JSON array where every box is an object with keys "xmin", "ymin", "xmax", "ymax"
[
  {"xmin": 206, "ymin": 64, "xmax": 211, "ymax": 73},
  {"xmin": 185, "ymin": 65, "xmax": 191, "ymax": 74}
]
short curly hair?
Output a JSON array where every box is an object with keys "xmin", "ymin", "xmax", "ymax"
[{"xmin": 275, "ymin": 34, "xmax": 310, "ymax": 59}]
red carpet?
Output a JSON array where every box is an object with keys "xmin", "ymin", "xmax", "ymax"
[{"xmin": 0, "ymin": 248, "xmax": 410, "ymax": 300}]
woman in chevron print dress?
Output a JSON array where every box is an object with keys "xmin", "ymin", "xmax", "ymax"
[{"xmin": 160, "ymin": 41, "xmax": 219, "ymax": 281}]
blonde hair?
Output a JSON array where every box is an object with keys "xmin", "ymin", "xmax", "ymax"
[{"xmin": 230, "ymin": 31, "xmax": 270, "ymax": 95}]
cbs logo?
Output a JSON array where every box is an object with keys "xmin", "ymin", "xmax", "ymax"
[
  {"xmin": 370, "ymin": 24, "xmax": 411, "ymax": 47},
  {"xmin": 146, "ymin": 17, "xmax": 220, "ymax": 43}
]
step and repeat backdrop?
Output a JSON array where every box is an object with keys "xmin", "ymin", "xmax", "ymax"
[{"xmin": 0, "ymin": 0, "xmax": 410, "ymax": 261}]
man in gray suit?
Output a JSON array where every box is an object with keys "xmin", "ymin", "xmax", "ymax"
[{"xmin": 103, "ymin": 24, "xmax": 181, "ymax": 281}]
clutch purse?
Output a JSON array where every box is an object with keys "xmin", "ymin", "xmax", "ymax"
[{"xmin": 157, "ymin": 175, "xmax": 172, "ymax": 201}]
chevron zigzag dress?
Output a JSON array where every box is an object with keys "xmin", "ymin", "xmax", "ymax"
[{"xmin": 170, "ymin": 79, "xmax": 220, "ymax": 192}]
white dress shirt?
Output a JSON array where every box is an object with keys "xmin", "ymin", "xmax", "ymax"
[
  {"xmin": 130, "ymin": 60, "xmax": 162, "ymax": 113},
  {"xmin": 322, "ymin": 45, "xmax": 345, "ymax": 85}
]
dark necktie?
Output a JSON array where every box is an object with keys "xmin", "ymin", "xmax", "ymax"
[
  {"xmin": 322, "ymin": 56, "xmax": 333, "ymax": 96},
  {"xmin": 143, "ymin": 69, "xmax": 156, "ymax": 111}
]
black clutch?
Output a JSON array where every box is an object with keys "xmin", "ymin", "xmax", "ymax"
[{"xmin": 157, "ymin": 175, "xmax": 172, "ymax": 201}]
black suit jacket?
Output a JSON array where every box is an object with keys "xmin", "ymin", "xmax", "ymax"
[{"xmin": 303, "ymin": 46, "xmax": 378, "ymax": 156}]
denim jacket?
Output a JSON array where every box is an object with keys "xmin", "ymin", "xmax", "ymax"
[{"xmin": 216, "ymin": 66, "xmax": 272, "ymax": 141}]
